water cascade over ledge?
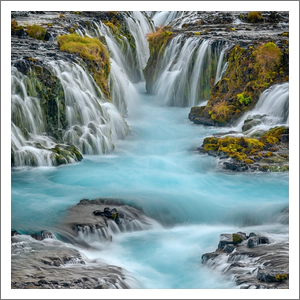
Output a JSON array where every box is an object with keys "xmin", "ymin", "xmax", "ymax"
[{"xmin": 10, "ymin": 10, "xmax": 290, "ymax": 291}]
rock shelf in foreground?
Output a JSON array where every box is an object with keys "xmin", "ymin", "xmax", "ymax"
[{"xmin": 202, "ymin": 231, "xmax": 289, "ymax": 289}]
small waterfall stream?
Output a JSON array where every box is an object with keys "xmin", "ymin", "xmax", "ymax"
[{"xmin": 235, "ymin": 82, "xmax": 289, "ymax": 133}]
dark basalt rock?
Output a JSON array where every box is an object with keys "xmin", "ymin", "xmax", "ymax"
[
  {"xmin": 93, "ymin": 207, "xmax": 122, "ymax": 225},
  {"xmin": 11, "ymin": 230, "xmax": 20, "ymax": 236},
  {"xmin": 257, "ymin": 269, "xmax": 288, "ymax": 283},
  {"xmin": 201, "ymin": 252, "xmax": 220, "ymax": 263}
]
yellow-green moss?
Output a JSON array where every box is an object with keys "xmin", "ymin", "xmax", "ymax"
[
  {"xmin": 57, "ymin": 33, "xmax": 110, "ymax": 97},
  {"xmin": 204, "ymin": 144, "xmax": 218, "ymax": 151},
  {"xmin": 11, "ymin": 20, "xmax": 24, "ymax": 31},
  {"xmin": 244, "ymin": 158, "xmax": 254, "ymax": 164},
  {"xmin": 237, "ymin": 92, "xmax": 251, "ymax": 106},
  {"xmin": 260, "ymin": 126, "xmax": 288, "ymax": 145},
  {"xmin": 275, "ymin": 273, "xmax": 288, "ymax": 282},
  {"xmin": 26, "ymin": 24, "xmax": 47, "ymax": 40},
  {"xmin": 247, "ymin": 11, "xmax": 263, "ymax": 23},
  {"xmin": 232, "ymin": 234, "xmax": 243, "ymax": 244},
  {"xmin": 196, "ymin": 41, "xmax": 288, "ymax": 126}
]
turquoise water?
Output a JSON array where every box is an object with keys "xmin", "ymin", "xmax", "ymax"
[{"xmin": 11, "ymin": 84, "xmax": 289, "ymax": 288}]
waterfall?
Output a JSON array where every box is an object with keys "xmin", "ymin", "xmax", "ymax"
[
  {"xmin": 11, "ymin": 60, "xmax": 130, "ymax": 167},
  {"xmin": 149, "ymin": 11, "xmax": 186, "ymax": 26},
  {"xmin": 11, "ymin": 67, "xmax": 60, "ymax": 167},
  {"xmin": 126, "ymin": 11, "xmax": 155, "ymax": 75},
  {"xmin": 152, "ymin": 35, "xmax": 214, "ymax": 107},
  {"xmin": 91, "ymin": 12, "xmax": 153, "ymax": 116},
  {"xmin": 214, "ymin": 44, "xmax": 230, "ymax": 84},
  {"xmin": 47, "ymin": 60, "xmax": 129, "ymax": 155},
  {"xmin": 235, "ymin": 82, "xmax": 289, "ymax": 133}
]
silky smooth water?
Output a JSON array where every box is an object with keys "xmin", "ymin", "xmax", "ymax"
[{"xmin": 11, "ymin": 83, "xmax": 288, "ymax": 288}]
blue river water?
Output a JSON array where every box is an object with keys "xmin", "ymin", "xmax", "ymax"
[{"xmin": 11, "ymin": 83, "xmax": 289, "ymax": 288}]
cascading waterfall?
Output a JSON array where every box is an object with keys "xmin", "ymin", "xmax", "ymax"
[
  {"xmin": 235, "ymin": 82, "xmax": 289, "ymax": 133},
  {"xmin": 11, "ymin": 60, "xmax": 130, "ymax": 167},
  {"xmin": 152, "ymin": 36, "xmax": 226, "ymax": 107},
  {"xmin": 126, "ymin": 11, "xmax": 155, "ymax": 77},
  {"xmin": 11, "ymin": 67, "xmax": 61, "ymax": 167},
  {"xmin": 91, "ymin": 13, "xmax": 153, "ymax": 116},
  {"xmin": 10, "ymin": 11, "xmax": 290, "ymax": 291},
  {"xmin": 153, "ymin": 36, "xmax": 210, "ymax": 106},
  {"xmin": 149, "ymin": 11, "xmax": 186, "ymax": 27},
  {"xmin": 214, "ymin": 44, "xmax": 230, "ymax": 84},
  {"xmin": 47, "ymin": 60, "xmax": 129, "ymax": 155}
]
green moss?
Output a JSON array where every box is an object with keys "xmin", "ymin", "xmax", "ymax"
[
  {"xmin": 281, "ymin": 32, "xmax": 289, "ymax": 37},
  {"xmin": 260, "ymin": 126, "xmax": 288, "ymax": 145},
  {"xmin": 11, "ymin": 20, "xmax": 24, "ymax": 31},
  {"xmin": 57, "ymin": 33, "xmax": 110, "ymax": 97},
  {"xmin": 26, "ymin": 24, "xmax": 47, "ymax": 40},
  {"xmin": 237, "ymin": 92, "xmax": 251, "ymax": 106},
  {"xmin": 195, "ymin": 40, "xmax": 288, "ymax": 126},
  {"xmin": 144, "ymin": 26, "xmax": 173, "ymax": 93},
  {"xmin": 204, "ymin": 144, "xmax": 218, "ymax": 151},
  {"xmin": 24, "ymin": 66, "xmax": 67, "ymax": 139},
  {"xmin": 232, "ymin": 234, "xmax": 243, "ymax": 244}
]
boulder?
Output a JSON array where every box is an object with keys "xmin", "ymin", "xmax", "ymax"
[
  {"xmin": 223, "ymin": 244, "xmax": 236, "ymax": 253},
  {"xmin": 247, "ymin": 237, "xmax": 258, "ymax": 248},
  {"xmin": 258, "ymin": 236, "xmax": 270, "ymax": 245},
  {"xmin": 257, "ymin": 268, "xmax": 288, "ymax": 282},
  {"xmin": 201, "ymin": 252, "xmax": 219, "ymax": 263}
]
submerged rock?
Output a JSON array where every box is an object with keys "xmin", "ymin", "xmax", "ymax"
[{"xmin": 57, "ymin": 198, "xmax": 155, "ymax": 246}]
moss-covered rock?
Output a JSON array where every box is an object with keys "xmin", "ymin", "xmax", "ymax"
[
  {"xmin": 24, "ymin": 65, "xmax": 67, "ymax": 140},
  {"xmin": 26, "ymin": 24, "xmax": 47, "ymax": 40},
  {"xmin": 51, "ymin": 144, "xmax": 83, "ymax": 166},
  {"xmin": 143, "ymin": 26, "xmax": 173, "ymax": 93},
  {"xmin": 199, "ymin": 126, "xmax": 289, "ymax": 172},
  {"xmin": 57, "ymin": 33, "xmax": 111, "ymax": 98},
  {"xmin": 189, "ymin": 42, "xmax": 289, "ymax": 126}
]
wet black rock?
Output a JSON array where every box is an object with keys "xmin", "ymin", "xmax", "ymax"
[{"xmin": 257, "ymin": 268, "xmax": 288, "ymax": 283}]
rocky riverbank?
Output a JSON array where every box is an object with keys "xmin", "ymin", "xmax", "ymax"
[
  {"xmin": 11, "ymin": 198, "xmax": 158, "ymax": 289},
  {"xmin": 197, "ymin": 126, "xmax": 289, "ymax": 172},
  {"xmin": 201, "ymin": 221, "xmax": 289, "ymax": 289}
]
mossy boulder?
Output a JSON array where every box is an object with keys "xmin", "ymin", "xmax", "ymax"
[{"xmin": 51, "ymin": 144, "xmax": 83, "ymax": 166}]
